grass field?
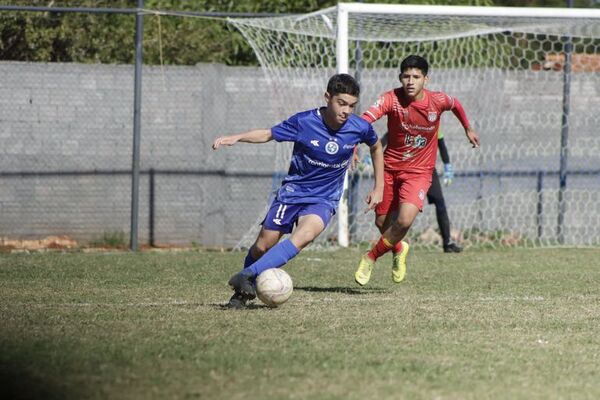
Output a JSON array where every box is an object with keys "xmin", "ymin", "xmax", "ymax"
[{"xmin": 2, "ymin": 247, "xmax": 600, "ymax": 400}]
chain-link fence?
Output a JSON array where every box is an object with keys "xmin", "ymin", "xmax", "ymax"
[
  {"xmin": 0, "ymin": 3, "xmax": 292, "ymax": 249},
  {"xmin": 0, "ymin": 58, "xmax": 287, "ymax": 247},
  {"xmin": 231, "ymin": 5, "xmax": 600, "ymax": 249},
  {"xmin": 3, "ymin": 4, "xmax": 600, "ymax": 250}
]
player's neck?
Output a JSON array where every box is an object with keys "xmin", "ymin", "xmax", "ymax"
[
  {"xmin": 320, "ymin": 107, "xmax": 343, "ymax": 131},
  {"xmin": 401, "ymin": 88, "xmax": 426, "ymax": 102}
]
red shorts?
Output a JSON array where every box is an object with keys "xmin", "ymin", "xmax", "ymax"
[{"xmin": 375, "ymin": 169, "xmax": 433, "ymax": 215}]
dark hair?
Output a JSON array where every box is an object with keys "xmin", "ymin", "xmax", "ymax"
[
  {"xmin": 400, "ymin": 55, "xmax": 429, "ymax": 76},
  {"xmin": 327, "ymin": 73, "xmax": 360, "ymax": 97}
]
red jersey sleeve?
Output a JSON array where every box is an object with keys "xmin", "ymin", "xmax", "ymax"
[
  {"xmin": 435, "ymin": 92, "xmax": 470, "ymax": 129},
  {"xmin": 361, "ymin": 91, "xmax": 393, "ymax": 123},
  {"xmin": 450, "ymin": 97, "xmax": 470, "ymax": 129}
]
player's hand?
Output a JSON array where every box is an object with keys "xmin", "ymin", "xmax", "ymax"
[
  {"xmin": 443, "ymin": 163, "xmax": 454, "ymax": 186},
  {"xmin": 350, "ymin": 147, "xmax": 360, "ymax": 171},
  {"xmin": 364, "ymin": 187, "xmax": 383, "ymax": 212},
  {"xmin": 212, "ymin": 135, "xmax": 239, "ymax": 150},
  {"xmin": 466, "ymin": 127, "xmax": 480, "ymax": 148}
]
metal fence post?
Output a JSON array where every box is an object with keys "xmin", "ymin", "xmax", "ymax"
[{"xmin": 130, "ymin": 0, "xmax": 144, "ymax": 251}]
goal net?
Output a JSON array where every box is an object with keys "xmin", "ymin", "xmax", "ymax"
[{"xmin": 230, "ymin": 3, "xmax": 600, "ymax": 249}]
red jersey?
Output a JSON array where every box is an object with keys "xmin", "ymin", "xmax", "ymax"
[{"xmin": 362, "ymin": 88, "xmax": 469, "ymax": 173}]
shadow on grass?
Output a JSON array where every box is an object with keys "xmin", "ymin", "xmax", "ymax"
[
  {"xmin": 0, "ymin": 362, "xmax": 70, "ymax": 400},
  {"xmin": 294, "ymin": 286, "xmax": 387, "ymax": 294},
  {"xmin": 214, "ymin": 303, "xmax": 273, "ymax": 310},
  {"xmin": 212, "ymin": 285, "xmax": 388, "ymax": 310}
]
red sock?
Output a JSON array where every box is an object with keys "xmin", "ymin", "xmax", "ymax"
[
  {"xmin": 367, "ymin": 237, "xmax": 393, "ymax": 261},
  {"xmin": 392, "ymin": 241, "xmax": 403, "ymax": 254}
]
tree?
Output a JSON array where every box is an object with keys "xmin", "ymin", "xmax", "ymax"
[{"xmin": 0, "ymin": 0, "xmax": 596, "ymax": 65}]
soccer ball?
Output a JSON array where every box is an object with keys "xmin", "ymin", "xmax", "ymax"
[{"xmin": 256, "ymin": 268, "xmax": 293, "ymax": 307}]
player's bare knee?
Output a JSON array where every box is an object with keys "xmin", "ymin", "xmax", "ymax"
[
  {"xmin": 291, "ymin": 230, "xmax": 317, "ymax": 250},
  {"xmin": 251, "ymin": 242, "xmax": 270, "ymax": 257},
  {"xmin": 391, "ymin": 219, "xmax": 409, "ymax": 235}
]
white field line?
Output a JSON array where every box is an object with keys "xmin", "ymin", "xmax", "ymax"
[
  {"xmin": 295, "ymin": 295, "xmax": 550, "ymax": 303},
  {"xmin": 7, "ymin": 293, "xmax": 600, "ymax": 308},
  {"xmin": 5, "ymin": 295, "xmax": 580, "ymax": 309},
  {"xmin": 8, "ymin": 300, "xmax": 197, "ymax": 308}
]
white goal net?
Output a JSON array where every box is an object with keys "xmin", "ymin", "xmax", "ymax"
[{"xmin": 230, "ymin": 3, "xmax": 600, "ymax": 249}]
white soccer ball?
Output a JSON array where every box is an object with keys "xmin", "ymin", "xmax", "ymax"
[{"xmin": 256, "ymin": 268, "xmax": 293, "ymax": 307}]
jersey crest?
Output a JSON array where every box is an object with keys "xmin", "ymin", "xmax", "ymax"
[{"xmin": 325, "ymin": 141, "xmax": 339, "ymax": 155}]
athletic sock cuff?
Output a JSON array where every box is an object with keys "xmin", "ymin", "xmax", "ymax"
[
  {"xmin": 382, "ymin": 237, "xmax": 393, "ymax": 248},
  {"xmin": 280, "ymin": 239, "xmax": 300, "ymax": 258}
]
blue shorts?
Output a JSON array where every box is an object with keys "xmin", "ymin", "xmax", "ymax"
[{"xmin": 261, "ymin": 200, "xmax": 335, "ymax": 234}]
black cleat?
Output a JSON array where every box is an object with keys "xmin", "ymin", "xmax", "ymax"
[
  {"xmin": 228, "ymin": 272, "xmax": 256, "ymax": 299},
  {"xmin": 443, "ymin": 242, "xmax": 463, "ymax": 253},
  {"xmin": 227, "ymin": 292, "xmax": 249, "ymax": 309}
]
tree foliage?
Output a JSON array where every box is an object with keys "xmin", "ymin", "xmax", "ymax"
[{"xmin": 0, "ymin": 0, "xmax": 596, "ymax": 65}]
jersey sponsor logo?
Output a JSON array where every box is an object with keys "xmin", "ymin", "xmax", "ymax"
[
  {"xmin": 428, "ymin": 111, "xmax": 438, "ymax": 122},
  {"xmin": 418, "ymin": 189, "xmax": 425, "ymax": 200},
  {"xmin": 311, "ymin": 140, "xmax": 320, "ymax": 147},
  {"xmin": 305, "ymin": 155, "xmax": 349, "ymax": 169},
  {"xmin": 325, "ymin": 141, "xmax": 339, "ymax": 155},
  {"xmin": 401, "ymin": 122, "xmax": 436, "ymax": 132},
  {"xmin": 404, "ymin": 134, "xmax": 427, "ymax": 149},
  {"xmin": 343, "ymin": 144, "xmax": 356, "ymax": 149}
]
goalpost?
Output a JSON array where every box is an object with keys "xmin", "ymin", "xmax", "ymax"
[{"xmin": 230, "ymin": 3, "xmax": 600, "ymax": 249}]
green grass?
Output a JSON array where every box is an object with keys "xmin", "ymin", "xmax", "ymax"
[{"xmin": 2, "ymin": 248, "xmax": 600, "ymax": 399}]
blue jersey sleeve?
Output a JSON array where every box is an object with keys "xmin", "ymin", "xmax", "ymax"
[
  {"xmin": 271, "ymin": 113, "xmax": 300, "ymax": 142},
  {"xmin": 362, "ymin": 123, "xmax": 378, "ymax": 147}
]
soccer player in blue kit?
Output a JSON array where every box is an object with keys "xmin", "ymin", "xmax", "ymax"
[{"xmin": 212, "ymin": 74, "xmax": 384, "ymax": 309}]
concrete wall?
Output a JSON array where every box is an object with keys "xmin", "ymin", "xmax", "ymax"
[{"xmin": 0, "ymin": 62, "xmax": 280, "ymax": 248}]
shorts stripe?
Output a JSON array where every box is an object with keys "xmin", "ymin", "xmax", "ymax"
[
  {"xmin": 276, "ymin": 204, "xmax": 287, "ymax": 219},
  {"xmin": 276, "ymin": 204, "xmax": 283, "ymax": 219}
]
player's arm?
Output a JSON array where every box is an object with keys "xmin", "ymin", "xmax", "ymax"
[
  {"xmin": 361, "ymin": 92, "xmax": 391, "ymax": 124},
  {"xmin": 449, "ymin": 98, "xmax": 480, "ymax": 148},
  {"xmin": 351, "ymin": 146, "xmax": 360, "ymax": 170},
  {"xmin": 353, "ymin": 93, "xmax": 389, "ymax": 170},
  {"xmin": 212, "ymin": 129, "xmax": 273, "ymax": 149},
  {"xmin": 364, "ymin": 139, "xmax": 384, "ymax": 211}
]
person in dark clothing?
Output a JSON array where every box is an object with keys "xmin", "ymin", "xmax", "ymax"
[{"xmin": 428, "ymin": 130, "xmax": 462, "ymax": 253}]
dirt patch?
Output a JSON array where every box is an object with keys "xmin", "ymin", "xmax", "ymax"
[{"xmin": 0, "ymin": 236, "xmax": 78, "ymax": 251}]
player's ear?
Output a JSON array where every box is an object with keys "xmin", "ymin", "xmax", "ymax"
[{"xmin": 324, "ymin": 91, "xmax": 331, "ymax": 103}]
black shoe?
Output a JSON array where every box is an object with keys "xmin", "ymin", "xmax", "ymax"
[
  {"xmin": 227, "ymin": 292, "xmax": 248, "ymax": 309},
  {"xmin": 444, "ymin": 242, "xmax": 463, "ymax": 253},
  {"xmin": 228, "ymin": 272, "xmax": 256, "ymax": 299}
]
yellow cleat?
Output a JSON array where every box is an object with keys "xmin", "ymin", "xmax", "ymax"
[
  {"xmin": 355, "ymin": 253, "xmax": 375, "ymax": 286},
  {"xmin": 392, "ymin": 241, "xmax": 410, "ymax": 283}
]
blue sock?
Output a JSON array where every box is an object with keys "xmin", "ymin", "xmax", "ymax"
[
  {"xmin": 243, "ymin": 250, "xmax": 256, "ymax": 269},
  {"xmin": 243, "ymin": 239, "xmax": 299, "ymax": 277}
]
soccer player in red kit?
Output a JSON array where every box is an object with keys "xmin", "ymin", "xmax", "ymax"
[{"xmin": 354, "ymin": 55, "xmax": 480, "ymax": 286}]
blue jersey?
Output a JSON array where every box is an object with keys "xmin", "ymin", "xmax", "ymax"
[{"xmin": 271, "ymin": 108, "xmax": 378, "ymax": 209}]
